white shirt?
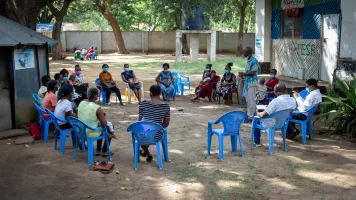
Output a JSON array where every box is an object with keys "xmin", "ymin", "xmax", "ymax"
[
  {"xmin": 296, "ymin": 89, "xmax": 322, "ymax": 112},
  {"xmin": 265, "ymin": 94, "xmax": 296, "ymax": 115},
  {"xmin": 54, "ymin": 99, "xmax": 73, "ymax": 125}
]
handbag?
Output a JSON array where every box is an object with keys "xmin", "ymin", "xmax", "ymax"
[{"xmin": 103, "ymin": 81, "xmax": 115, "ymax": 88}]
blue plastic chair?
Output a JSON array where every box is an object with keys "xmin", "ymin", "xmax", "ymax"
[
  {"xmin": 32, "ymin": 93, "xmax": 43, "ymax": 106},
  {"xmin": 46, "ymin": 109, "xmax": 76, "ymax": 154},
  {"xmin": 89, "ymin": 52, "xmax": 96, "ymax": 60},
  {"xmin": 266, "ymin": 91, "xmax": 275, "ymax": 104},
  {"xmin": 32, "ymin": 102, "xmax": 53, "ymax": 143},
  {"xmin": 208, "ymin": 111, "xmax": 248, "ymax": 160},
  {"xmin": 172, "ymin": 71, "xmax": 191, "ymax": 96},
  {"xmin": 289, "ymin": 104, "xmax": 319, "ymax": 144},
  {"xmin": 250, "ymin": 109, "xmax": 294, "ymax": 154},
  {"xmin": 299, "ymin": 89, "xmax": 310, "ymax": 100},
  {"xmin": 94, "ymin": 78, "xmax": 118, "ymax": 106},
  {"xmin": 127, "ymin": 122, "xmax": 169, "ymax": 170},
  {"xmin": 67, "ymin": 117, "xmax": 112, "ymax": 165},
  {"xmin": 240, "ymin": 87, "xmax": 246, "ymax": 108}
]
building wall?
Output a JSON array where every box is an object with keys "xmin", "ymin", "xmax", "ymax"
[
  {"xmin": 271, "ymin": 0, "xmax": 340, "ymax": 79},
  {"xmin": 61, "ymin": 31, "xmax": 255, "ymax": 54},
  {"xmin": 340, "ymin": 0, "xmax": 356, "ymax": 60}
]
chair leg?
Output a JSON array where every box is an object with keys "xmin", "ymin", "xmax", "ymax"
[
  {"xmin": 218, "ymin": 135, "xmax": 224, "ymax": 160},
  {"xmin": 238, "ymin": 134, "xmax": 245, "ymax": 157},
  {"xmin": 301, "ymin": 122, "xmax": 307, "ymax": 144},
  {"xmin": 102, "ymin": 90, "xmax": 106, "ymax": 106},
  {"xmin": 44, "ymin": 122, "xmax": 49, "ymax": 143},
  {"xmin": 231, "ymin": 135, "xmax": 237, "ymax": 152},
  {"xmin": 282, "ymin": 130, "xmax": 287, "ymax": 152},
  {"xmin": 131, "ymin": 133, "xmax": 135, "ymax": 154},
  {"xmin": 156, "ymin": 142, "xmax": 163, "ymax": 170},
  {"xmin": 87, "ymin": 140, "xmax": 94, "ymax": 166},
  {"xmin": 188, "ymin": 84, "xmax": 190, "ymax": 94},
  {"xmin": 207, "ymin": 131, "xmax": 212, "ymax": 155},
  {"xmin": 60, "ymin": 131, "xmax": 66, "ymax": 154},
  {"xmin": 268, "ymin": 129, "xmax": 275, "ymax": 155},
  {"xmin": 250, "ymin": 130, "xmax": 254, "ymax": 150},
  {"xmin": 307, "ymin": 120, "xmax": 313, "ymax": 140},
  {"xmin": 105, "ymin": 136, "xmax": 112, "ymax": 161},
  {"xmin": 134, "ymin": 141, "xmax": 139, "ymax": 170},
  {"xmin": 162, "ymin": 130, "xmax": 169, "ymax": 161},
  {"xmin": 54, "ymin": 129, "xmax": 59, "ymax": 150},
  {"xmin": 128, "ymin": 88, "xmax": 132, "ymax": 103},
  {"xmin": 180, "ymin": 84, "xmax": 184, "ymax": 96}
]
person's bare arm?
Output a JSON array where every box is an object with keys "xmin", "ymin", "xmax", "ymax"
[
  {"xmin": 121, "ymin": 74, "xmax": 130, "ymax": 84},
  {"xmin": 169, "ymin": 73, "xmax": 174, "ymax": 84},
  {"xmin": 162, "ymin": 117, "xmax": 170, "ymax": 128},
  {"xmin": 132, "ymin": 71, "xmax": 137, "ymax": 83},
  {"xmin": 155, "ymin": 74, "xmax": 162, "ymax": 84},
  {"xmin": 96, "ymin": 107, "xmax": 107, "ymax": 127},
  {"xmin": 257, "ymin": 111, "xmax": 268, "ymax": 118}
]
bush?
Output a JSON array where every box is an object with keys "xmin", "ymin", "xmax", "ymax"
[{"xmin": 319, "ymin": 75, "xmax": 356, "ymax": 139}]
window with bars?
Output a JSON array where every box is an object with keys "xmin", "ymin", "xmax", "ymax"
[{"xmin": 281, "ymin": 8, "xmax": 304, "ymax": 39}]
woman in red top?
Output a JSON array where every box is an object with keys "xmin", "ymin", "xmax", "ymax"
[
  {"xmin": 265, "ymin": 69, "xmax": 279, "ymax": 98},
  {"xmin": 192, "ymin": 64, "xmax": 219, "ymax": 102},
  {"xmin": 85, "ymin": 47, "xmax": 95, "ymax": 60}
]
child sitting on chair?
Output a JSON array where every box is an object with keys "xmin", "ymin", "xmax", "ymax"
[
  {"xmin": 196, "ymin": 71, "xmax": 211, "ymax": 92},
  {"xmin": 256, "ymin": 78, "xmax": 267, "ymax": 104}
]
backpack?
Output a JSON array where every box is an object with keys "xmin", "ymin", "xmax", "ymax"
[{"xmin": 29, "ymin": 123, "xmax": 41, "ymax": 140}]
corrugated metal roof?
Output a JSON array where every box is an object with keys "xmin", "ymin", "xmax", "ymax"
[{"xmin": 0, "ymin": 16, "xmax": 57, "ymax": 47}]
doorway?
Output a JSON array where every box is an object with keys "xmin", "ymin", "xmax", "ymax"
[
  {"xmin": 0, "ymin": 48, "xmax": 13, "ymax": 131},
  {"xmin": 321, "ymin": 14, "xmax": 340, "ymax": 82}
]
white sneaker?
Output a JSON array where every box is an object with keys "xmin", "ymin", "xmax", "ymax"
[
  {"xmin": 255, "ymin": 143, "xmax": 263, "ymax": 147},
  {"xmin": 107, "ymin": 102, "xmax": 111, "ymax": 105}
]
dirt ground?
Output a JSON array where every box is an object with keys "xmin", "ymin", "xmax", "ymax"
[{"xmin": 1, "ymin": 53, "xmax": 356, "ymax": 200}]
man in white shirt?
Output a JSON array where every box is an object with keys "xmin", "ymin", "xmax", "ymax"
[
  {"xmin": 286, "ymin": 78, "xmax": 322, "ymax": 139},
  {"xmin": 253, "ymin": 83, "xmax": 296, "ymax": 146}
]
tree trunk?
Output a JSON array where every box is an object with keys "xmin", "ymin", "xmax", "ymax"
[
  {"xmin": 105, "ymin": 12, "xmax": 128, "ymax": 54},
  {"xmin": 52, "ymin": 19, "xmax": 64, "ymax": 60},
  {"xmin": 237, "ymin": 0, "xmax": 248, "ymax": 56}
]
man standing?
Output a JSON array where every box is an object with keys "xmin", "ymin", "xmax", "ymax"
[
  {"xmin": 254, "ymin": 83, "xmax": 296, "ymax": 146},
  {"xmin": 239, "ymin": 47, "xmax": 259, "ymax": 121},
  {"xmin": 287, "ymin": 78, "xmax": 322, "ymax": 139}
]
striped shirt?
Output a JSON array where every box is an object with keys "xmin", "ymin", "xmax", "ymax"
[{"xmin": 138, "ymin": 100, "xmax": 170, "ymax": 125}]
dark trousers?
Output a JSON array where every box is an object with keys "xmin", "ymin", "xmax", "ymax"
[
  {"xmin": 102, "ymin": 87, "xmax": 122, "ymax": 102},
  {"xmin": 97, "ymin": 135, "xmax": 111, "ymax": 153},
  {"xmin": 287, "ymin": 114, "xmax": 308, "ymax": 134},
  {"xmin": 59, "ymin": 123, "xmax": 72, "ymax": 130}
]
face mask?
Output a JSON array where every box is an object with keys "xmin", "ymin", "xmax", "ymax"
[
  {"xmin": 124, "ymin": 68, "xmax": 130, "ymax": 72},
  {"xmin": 163, "ymin": 69, "xmax": 169, "ymax": 72},
  {"xmin": 63, "ymin": 77, "xmax": 69, "ymax": 81},
  {"xmin": 269, "ymin": 74, "xmax": 275, "ymax": 78},
  {"xmin": 76, "ymin": 71, "xmax": 81, "ymax": 76},
  {"xmin": 205, "ymin": 68, "xmax": 210, "ymax": 72},
  {"xmin": 103, "ymin": 68, "xmax": 108, "ymax": 72},
  {"xmin": 224, "ymin": 70, "xmax": 229, "ymax": 74}
]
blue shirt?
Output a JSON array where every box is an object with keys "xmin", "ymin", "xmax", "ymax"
[{"xmin": 244, "ymin": 56, "xmax": 258, "ymax": 89}]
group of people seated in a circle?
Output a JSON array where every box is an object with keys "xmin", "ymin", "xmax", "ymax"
[{"xmin": 74, "ymin": 46, "xmax": 98, "ymax": 60}]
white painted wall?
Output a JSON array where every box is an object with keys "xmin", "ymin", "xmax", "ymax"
[
  {"xmin": 255, "ymin": 0, "xmax": 272, "ymax": 62},
  {"xmin": 340, "ymin": 0, "xmax": 356, "ymax": 59}
]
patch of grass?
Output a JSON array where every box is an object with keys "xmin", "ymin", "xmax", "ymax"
[{"xmin": 131, "ymin": 57, "xmax": 246, "ymax": 75}]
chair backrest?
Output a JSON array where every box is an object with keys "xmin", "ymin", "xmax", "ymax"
[
  {"xmin": 127, "ymin": 121, "xmax": 165, "ymax": 145},
  {"xmin": 46, "ymin": 109, "xmax": 68, "ymax": 131},
  {"xmin": 32, "ymin": 101, "xmax": 44, "ymax": 118},
  {"xmin": 216, "ymin": 111, "xmax": 248, "ymax": 134},
  {"xmin": 265, "ymin": 109, "xmax": 294, "ymax": 130},
  {"xmin": 299, "ymin": 89, "xmax": 310, "ymax": 99},
  {"xmin": 94, "ymin": 78, "xmax": 100, "ymax": 86},
  {"xmin": 67, "ymin": 117, "xmax": 95, "ymax": 140},
  {"xmin": 32, "ymin": 93, "xmax": 42, "ymax": 105},
  {"xmin": 171, "ymin": 71, "xmax": 181, "ymax": 83}
]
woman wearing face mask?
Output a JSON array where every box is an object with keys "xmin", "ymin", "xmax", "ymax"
[
  {"xmin": 54, "ymin": 84, "xmax": 77, "ymax": 130},
  {"xmin": 60, "ymin": 69, "xmax": 70, "ymax": 83},
  {"xmin": 155, "ymin": 63, "xmax": 175, "ymax": 101},
  {"xmin": 215, "ymin": 62, "xmax": 236, "ymax": 102},
  {"xmin": 192, "ymin": 64, "xmax": 219, "ymax": 102},
  {"xmin": 73, "ymin": 64, "xmax": 88, "ymax": 99},
  {"xmin": 266, "ymin": 69, "xmax": 279, "ymax": 91},
  {"xmin": 121, "ymin": 63, "xmax": 142, "ymax": 102},
  {"xmin": 99, "ymin": 64, "xmax": 124, "ymax": 106},
  {"xmin": 42, "ymin": 80, "xmax": 58, "ymax": 116}
]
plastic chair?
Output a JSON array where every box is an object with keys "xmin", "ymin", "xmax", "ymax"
[
  {"xmin": 89, "ymin": 52, "xmax": 96, "ymax": 60},
  {"xmin": 32, "ymin": 102, "xmax": 53, "ymax": 143},
  {"xmin": 125, "ymin": 81, "xmax": 144, "ymax": 103},
  {"xmin": 46, "ymin": 109, "xmax": 76, "ymax": 154},
  {"xmin": 250, "ymin": 109, "xmax": 294, "ymax": 154},
  {"xmin": 32, "ymin": 93, "xmax": 43, "ymax": 106},
  {"xmin": 207, "ymin": 111, "xmax": 248, "ymax": 160},
  {"xmin": 240, "ymin": 87, "xmax": 246, "ymax": 108},
  {"xmin": 266, "ymin": 91, "xmax": 275, "ymax": 104},
  {"xmin": 289, "ymin": 104, "xmax": 319, "ymax": 144},
  {"xmin": 94, "ymin": 78, "xmax": 118, "ymax": 106},
  {"xmin": 172, "ymin": 71, "xmax": 191, "ymax": 96},
  {"xmin": 127, "ymin": 122, "xmax": 169, "ymax": 170},
  {"xmin": 67, "ymin": 117, "xmax": 112, "ymax": 166},
  {"xmin": 299, "ymin": 89, "xmax": 310, "ymax": 100}
]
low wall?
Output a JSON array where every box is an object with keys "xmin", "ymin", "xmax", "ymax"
[{"xmin": 61, "ymin": 31, "xmax": 255, "ymax": 54}]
